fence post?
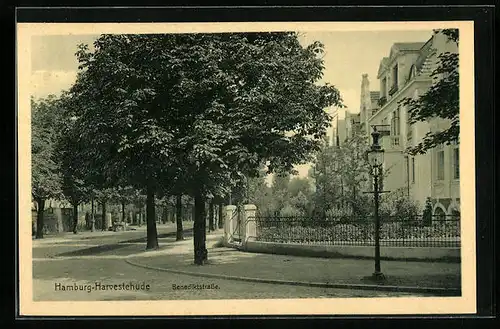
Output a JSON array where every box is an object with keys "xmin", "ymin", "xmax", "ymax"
[
  {"xmin": 242, "ymin": 204, "xmax": 257, "ymax": 248},
  {"xmin": 224, "ymin": 205, "xmax": 237, "ymax": 246}
]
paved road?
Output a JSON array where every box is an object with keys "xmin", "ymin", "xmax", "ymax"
[{"xmin": 32, "ymin": 225, "xmax": 427, "ymax": 301}]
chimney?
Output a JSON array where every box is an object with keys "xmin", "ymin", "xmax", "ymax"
[{"xmin": 360, "ymin": 74, "xmax": 372, "ymax": 128}]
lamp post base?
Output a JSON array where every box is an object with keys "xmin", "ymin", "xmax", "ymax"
[{"xmin": 372, "ymin": 271, "xmax": 386, "ymax": 281}]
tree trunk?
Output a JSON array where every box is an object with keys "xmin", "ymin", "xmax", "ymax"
[
  {"xmin": 208, "ymin": 200, "xmax": 215, "ymax": 231},
  {"xmin": 121, "ymin": 201, "xmax": 126, "ymax": 223},
  {"xmin": 193, "ymin": 189, "xmax": 207, "ymax": 265},
  {"xmin": 90, "ymin": 197, "xmax": 95, "ymax": 232},
  {"xmin": 101, "ymin": 201, "xmax": 107, "ymax": 231},
  {"xmin": 72, "ymin": 202, "xmax": 79, "ymax": 234},
  {"xmin": 146, "ymin": 186, "xmax": 159, "ymax": 250},
  {"xmin": 35, "ymin": 197, "xmax": 45, "ymax": 239},
  {"xmin": 176, "ymin": 194, "xmax": 184, "ymax": 241},
  {"xmin": 218, "ymin": 202, "xmax": 224, "ymax": 229}
]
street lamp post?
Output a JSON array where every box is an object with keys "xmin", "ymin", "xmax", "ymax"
[{"xmin": 367, "ymin": 126, "xmax": 386, "ymax": 281}]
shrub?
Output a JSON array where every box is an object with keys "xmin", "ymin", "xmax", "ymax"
[
  {"xmin": 380, "ymin": 188, "xmax": 420, "ymax": 221},
  {"xmin": 279, "ymin": 204, "xmax": 304, "ymax": 217},
  {"xmin": 326, "ymin": 206, "xmax": 352, "ymax": 222},
  {"xmin": 422, "ymin": 197, "xmax": 433, "ymax": 226}
]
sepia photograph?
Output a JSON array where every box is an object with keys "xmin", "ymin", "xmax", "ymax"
[{"xmin": 17, "ymin": 20, "xmax": 476, "ymax": 316}]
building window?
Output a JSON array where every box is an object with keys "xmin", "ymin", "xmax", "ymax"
[
  {"xmin": 391, "ymin": 109, "xmax": 400, "ymax": 136},
  {"xmin": 437, "ymin": 150, "xmax": 445, "ymax": 180},
  {"xmin": 392, "ymin": 65, "xmax": 398, "ymax": 88},
  {"xmin": 409, "ymin": 65, "xmax": 417, "ymax": 79},
  {"xmin": 381, "ymin": 77, "xmax": 387, "ymax": 97},
  {"xmin": 388, "ymin": 65, "xmax": 399, "ymax": 96},
  {"xmin": 453, "ymin": 148, "xmax": 459, "ymax": 179},
  {"xmin": 411, "ymin": 157, "xmax": 415, "ymax": 183}
]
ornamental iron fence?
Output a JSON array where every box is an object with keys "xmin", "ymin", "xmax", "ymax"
[{"xmin": 252, "ymin": 214, "xmax": 460, "ymax": 248}]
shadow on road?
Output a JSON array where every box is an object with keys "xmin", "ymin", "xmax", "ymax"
[{"xmin": 120, "ymin": 228, "xmax": 193, "ymax": 244}]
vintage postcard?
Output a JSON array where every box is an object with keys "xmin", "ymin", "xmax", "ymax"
[{"xmin": 17, "ymin": 20, "xmax": 476, "ymax": 316}]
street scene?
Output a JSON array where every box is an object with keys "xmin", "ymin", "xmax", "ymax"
[
  {"xmin": 33, "ymin": 224, "xmax": 459, "ymax": 301},
  {"xmin": 29, "ymin": 28, "xmax": 461, "ymax": 302}
]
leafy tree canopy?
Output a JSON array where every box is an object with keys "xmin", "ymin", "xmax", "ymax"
[
  {"xmin": 31, "ymin": 95, "xmax": 65, "ymax": 201},
  {"xmin": 70, "ymin": 32, "xmax": 344, "ymax": 200}
]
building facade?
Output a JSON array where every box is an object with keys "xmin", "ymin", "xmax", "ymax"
[{"xmin": 362, "ymin": 32, "xmax": 460, "ymax": 215}]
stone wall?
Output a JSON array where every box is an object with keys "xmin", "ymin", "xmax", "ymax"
[{"xmin": 244, "ymin": 240, "xmax": 460, "ymax": 263}]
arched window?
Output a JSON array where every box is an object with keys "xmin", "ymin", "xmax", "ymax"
[
  {"xmin": 391, "ymin": 108, "xmax": 400, "ymax": 136},
  {"xmin": 433, "ymin": 205, "xmax": 446, "ymax": 221}
]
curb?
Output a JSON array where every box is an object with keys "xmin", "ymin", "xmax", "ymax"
[{"xmin": 125, "ymin": 258, "xmax": 461, "ymax": 295}]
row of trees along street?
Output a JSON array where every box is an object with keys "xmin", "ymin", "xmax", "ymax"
[
  {"xmin": 32, "ymin": 29, "xmax": 458, "ymax": 265},
  {"xmin": 31, "ymin": 33, "xmax": 344, "ymax": 265}
]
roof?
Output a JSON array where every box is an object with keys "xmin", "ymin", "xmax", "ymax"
[
  {"xmin": 393, "ymin": 42, "xmax": 426, "ymax": 52},
  {"xmin": 370, "ymin": 91, "xmax": 380, "ymax": 102},
  {"xmin": 389, "ymin": 42, "xmax": 426, "ymax": 61},
  {"xmin": 414, "ymin": 38, "xmax": 434, "ymax": 73},
  {"xmin": 377, "ymin": 57, "xmax": 390, "ymax": 78},
  {"xmin": 378, "ymin": 38, "xmax": 432, "ymax": 79}
]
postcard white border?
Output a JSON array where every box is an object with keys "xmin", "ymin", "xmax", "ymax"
[{"xmin": 18, "ymin": 21, "xmax": 476, "ymax": 316}]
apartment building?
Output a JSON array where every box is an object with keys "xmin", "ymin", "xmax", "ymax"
[{"xmin": 363, "ymin": 32, "xmax": 460, "ymax": 216}]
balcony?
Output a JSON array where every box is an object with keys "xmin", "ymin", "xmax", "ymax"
[
  {"xmin": 390, "ymin": 135, "xmax": 400, "ymax": 147},
  {"xmin": 388, "ymin": 84, "xmax": 399, "ymax": 97},
  {"xmin": 377, "ymin": 96, "xmax": 387, "ymax": 108},
  {"xmin": 382, "ymin": 135, "xmax": 402, "ymax": 150}
]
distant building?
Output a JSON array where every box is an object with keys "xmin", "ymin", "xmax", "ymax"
[{"xmin": 362, "ymin": 32, "xmax": 460, "ymax": 215}]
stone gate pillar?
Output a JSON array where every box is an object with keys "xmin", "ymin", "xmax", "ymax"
[
  {"xmin": 106, "ymin": 213, "xmax": 112, "ymax": 229},
  {"xmin": 224, "ymin": 205, "xmax": 236, "ymax": 245},
  {"xmin": 242, "ymin": 204, "xmax": 257, "ymax": 247}
]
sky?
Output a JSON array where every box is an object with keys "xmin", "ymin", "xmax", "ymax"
[{"xmin": 30, "ymin": 29, "xmax": 433, "ymax": 181}]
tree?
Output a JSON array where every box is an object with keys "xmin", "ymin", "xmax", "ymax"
[
  {"xmin": 114, "ymin": 186, "xmax": 136, "ymax": 223},
  {"xmin": 95, "ymin": 188, "xmax": 115, "ymax": 230},
  {"xmin": 57, "ymin": 114, "xmax": 90, "ymax": 234},
  {"xmin": 130, "ymin": 189, "xmax": 147, "ymax": 226},
  {"xmin": 70, "ymin": 35, "xmax": 186, "ymax": 250},
  {"xmin": 335, "ymin": 127, "xmax": 371, "ymax": 216},
  {"xmin": 71, "ymin": 33, "xmax": 342, "ymax": 264},
  {"xmin": 175, "ymin": 194, "xmax": 184, "ymax": 240},
  {"xmin": 310, "ymin": 125, "xmax": 373, "ymax": 218},
  {"xmin": 88, "ymin": 188, "xmax": 98, "ymax": 231},
  {"xmin": 310, "ymin": 143, "xmax": 339, "ymax": 216},
  {"xmin": 269, "ymin": 171, "xmax": 292, "ymax": 215},
  {"xmin": 399, "ymin": 29, "xmax": 459, "ymax": 155},
  {"xmin": 162, "ymin": 33, "xmax": 342, "ymax": 265},
  {"xmin": 31, "ymin": 95, "xmax": 64, "ymax": 238},
  {"xmin": 246, "ymin": 168, "xmax": 273, "ymax": 215},
  {"xmin": 208, "ymin": 199, "xmax": 215, "ymax": 231}
]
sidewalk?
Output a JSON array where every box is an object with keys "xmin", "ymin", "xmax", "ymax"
[
  {"xmin": 126, "ymin": 234, "xmax": 461, "ymax": 295},
  {"xmin": 32, "ymin": 223, "xmax": 178, "ymax": 245}
]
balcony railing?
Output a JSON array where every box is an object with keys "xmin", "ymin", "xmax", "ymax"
[
  {"xmin": 377, "ymin": 96, "xmax": 387, "ymax": 107},
  {"xmin": 383, "ymin": 135, "xmax": 401, "ymax": 149},
  {"xmin": 390, "ymin": 135, "xmax": 400, "ymax": 146}
]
